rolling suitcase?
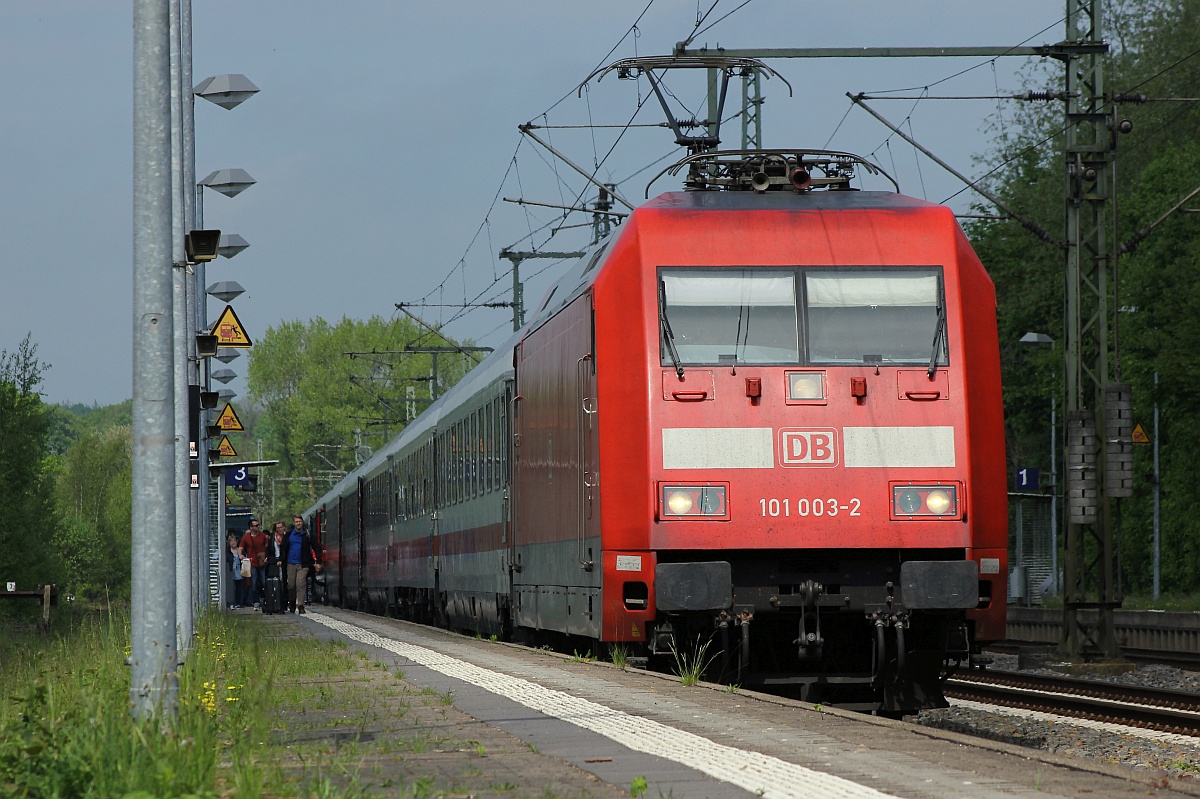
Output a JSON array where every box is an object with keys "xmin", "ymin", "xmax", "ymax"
[{"xmin": 263, "ymin": 576, "xmax": 283, "ymax": 614}]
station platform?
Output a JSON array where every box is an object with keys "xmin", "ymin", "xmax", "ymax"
[{"xmin": 282, "ymin": 607, "xmax": 1199, "ymax": 799}]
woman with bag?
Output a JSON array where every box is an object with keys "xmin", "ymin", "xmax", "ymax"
[{"xmin": 227, "ymin": 532, "xmax": 250, "ymax": 609}]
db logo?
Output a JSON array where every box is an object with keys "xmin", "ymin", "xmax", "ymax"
[{"xmin": 780, "ymin": 429, "xmax": 839, "ymax": 467}]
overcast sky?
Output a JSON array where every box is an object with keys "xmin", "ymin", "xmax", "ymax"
[{"xmin": 2, "ymin": 2, "xmax": 1064, "ymax": 407}]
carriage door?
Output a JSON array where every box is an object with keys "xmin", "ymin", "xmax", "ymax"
[
  {"xmin": 577, "ymin": 295, "xmax": 598, "ymax": 572},
  {"xmin": 504, "ymin": 379, "xmax": 517, "ymax": 582},
  {"xmin": 387, "ymin": 454, "xmax": 397, "ymax": 614},
  {"xmin": 356, "ymin": 476, "xmax": 366, "ymax": 611}
]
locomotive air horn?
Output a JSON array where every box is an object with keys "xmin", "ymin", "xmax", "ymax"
[
  {"xmin": 750, "ymin": 172, "xmax": 771, "ymax": 193},
  {"xmin": 789, "ymin": 167, "xmax": 812, "ymax": 191}
]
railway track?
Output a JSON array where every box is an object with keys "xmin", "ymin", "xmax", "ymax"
[{"xmin": 944, "ymin": 669, "xmax": 1200, "ymax": 736}]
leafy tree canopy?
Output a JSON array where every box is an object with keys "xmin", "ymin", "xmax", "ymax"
[{"xmin": 246, "ymin": 315, "xmax": 476, "ymax": 518}]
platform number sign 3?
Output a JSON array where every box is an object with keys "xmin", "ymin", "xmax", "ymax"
[{"xmin": 226, "ymin": 466, "xmax": 253, "ymax": 488}]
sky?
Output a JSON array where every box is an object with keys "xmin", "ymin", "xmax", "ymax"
[{"xmin": 1, "ymin": 1, "xmax": 1066, "ymax": 407}]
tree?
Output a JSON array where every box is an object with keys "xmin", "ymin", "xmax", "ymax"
[
  {"xmin": 52, "ymin": 426, "xmax": 134, "ymax": 600},
  {"xmin": 0, "ymin": 335, "xmax": 59, "ymax": 596},
  {"xmin": 246, "ymin": 316, "xmax": 475, "ymax": 518},
  {"xmin": 966, "ymin": 0, "xmax": 1200, "ymax": 596}
]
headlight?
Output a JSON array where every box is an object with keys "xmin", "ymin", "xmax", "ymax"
[
  {"xmin": 666, "ymin": 490, "xmax": 693, "ymax": 515},
  {"xmin": 661, "ymin": 484, "xmax": 727, "ymax": 518},
  {"xmin": 892, "ymin": 484, "xmax": 959, "ymax": 518},
  {"xmin": 925, "ymin": 489, "xmax": 952, "ymax": 515},
  {"xmin": 786, "ymin": 371, "xmax": 825, "ymax": 401}
]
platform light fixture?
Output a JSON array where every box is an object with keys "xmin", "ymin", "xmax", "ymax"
[
  {"xmin": 206, "ymin": 281, "xmax": 245, "ymax": 303},
  {"xmin": 194, "ymin": 73, "xmax": 260, "ymax": 111},
  {"xmin": 199, "ymin": 168, "xmax": 256, "ymax": 198},
  {"xmin": 217, "ymin": 233, "xmax": 250, "ymax": 259}
]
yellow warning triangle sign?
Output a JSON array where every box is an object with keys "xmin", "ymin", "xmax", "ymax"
[
  {"xmin": 215, "ymin": 403, "xmax": 244, "ymax": 432},
  {"xmin": 1132, "ymin": 422, "xmax": 1150, "ymax": 445},
  {"xmin": 216, "ymin": 436, "xmax": 238, "ymax": 458},
  {"xmin": 209, "ymin": 305, "xmax": 253, "ymax": 347}
]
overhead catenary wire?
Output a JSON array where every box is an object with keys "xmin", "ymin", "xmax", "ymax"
[
  {"xmin": 410, "ymin": 0, "xmax": 665, "ymax": 335},
  {"xmin": 682, "ymin": 0, "xmax": 758, "ymax": 47}
]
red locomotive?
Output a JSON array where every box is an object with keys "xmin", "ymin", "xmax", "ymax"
[{"xmin": 306, "ymin": 149, "xmax": 1007, "ymax": 714}]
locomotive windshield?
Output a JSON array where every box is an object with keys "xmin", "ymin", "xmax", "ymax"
[
  {"xmin": 659, "ymin": 266, "xmax": 947, "ymax": 367},
  {"xmin": 660, "ymin": 270, "xmax": 800, "ymax": 364}
]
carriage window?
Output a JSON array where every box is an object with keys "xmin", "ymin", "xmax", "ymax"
[
  {"xmin": 805, "ymin": 269, "xmax": 944, "ymax": 366},
  {"xmin": 660, "ymin": 269, "xmax": 799, "ymax": 365}
]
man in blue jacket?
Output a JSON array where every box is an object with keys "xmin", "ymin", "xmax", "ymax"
[{"xmin": 285, "ymin": 515, "xmax": 321, "ymax": 614}]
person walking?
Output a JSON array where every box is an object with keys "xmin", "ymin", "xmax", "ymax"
[
  {"xmin": 284, "ymin": 515, "xmax": 321, "ymax": 614},
  {"xmin": 239, "ymin": 519, "xmax": 268, "ymax": 609}
]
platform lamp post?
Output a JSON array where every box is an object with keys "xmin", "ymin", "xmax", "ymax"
[
  {"xmin": 1020, "ymin": 332, "xmax": 1058, "ymax": 595},
  {"xmin": 195, "ymin": 170, "xmax": 254, "ymax": 607},
  {"xmin": 192, "ymin": 72, "xmax": 257, "ymax": 610}
]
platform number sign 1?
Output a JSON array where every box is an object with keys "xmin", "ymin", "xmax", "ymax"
[{"xmin": 1015, "ymin": 467, "xmax": 1040, "ymax": 491}]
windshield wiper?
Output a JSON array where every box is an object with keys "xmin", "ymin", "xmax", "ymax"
[
  {"xmin": 659, "ymin": 279, "xmax": 684, "ymax": 379},
  {"xmin": 927, "ymin": 303, "xmax": 946, "ymax": 378}
]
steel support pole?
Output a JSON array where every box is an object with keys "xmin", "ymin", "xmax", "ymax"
[
  {"xmin": 217, "ymin": 470, "xmax": 227, "ymax": 606},
  {"xmin": 1051, "ymin": 396, "xmax": 1058, "ymax": 594},
  {"xmin": 181, "ymin": 0, "xmax": 202, "ymax": 620},
  {"xmin": 1152, "ymin": 372, "xmax": 1160, "ymax": 600},
  {"xmin": 511, "ymin": 256, "xmax": 523, "ymax": 331},
  {"xmin": 132, "ymin": 0, "xmax": 178, "ymax": 718},
  {"xmin": 196, "ymin": 186, "xmax": 216, "ymax": 604},
  {"xmin": 169, "ymin": 0, "xmax": 194, "ymax": 660}
]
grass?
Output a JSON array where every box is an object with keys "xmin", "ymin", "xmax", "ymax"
[
  {"xmin": 669, "ymin": 636, "xmax": 718, "ymax": 686},
  {"xmin": 0, "ymin": 608, "xmax": 221, "ymax": 797},
  {"xmin": 0, "ymin": 607, "xmax": 641, "ymax": 798},
  {"xmin": 0, "ymin": 608, "xmax": 477, "ymax": 798},
  {"xmin": 1034, "ymin": 592, "xmax": 1200, "ymax": 612},
  {"xmin": 608, "ymin": 643, "xmax": 628, "ymax": 668},
  {"xmin": 1119, "ymin": 593, "xmax": 1200, "ymax": 612}
]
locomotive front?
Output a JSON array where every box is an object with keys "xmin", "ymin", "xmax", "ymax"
[{"xmin": 592, "ymin": 169, "xmax": 1007, "ymax": 713}]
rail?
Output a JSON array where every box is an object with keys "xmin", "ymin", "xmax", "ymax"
[{"xmin": 946, "ymin": 669, "xmax": 1200, "ymax": 737}]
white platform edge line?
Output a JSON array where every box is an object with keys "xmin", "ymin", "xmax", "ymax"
[{"xmin": 309, "ymin": 612, "xmax": 899, "ymax": 799}]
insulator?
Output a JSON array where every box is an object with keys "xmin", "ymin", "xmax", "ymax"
[{"xmin": 1021, "ymin": 90, "xmax": 1058, "ymax": 102}]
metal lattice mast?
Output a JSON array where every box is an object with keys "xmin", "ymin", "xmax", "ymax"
[
  {"xmin": 741, "ymin": 70, "xmax": 762, "ymax": 149},
  {"xmin": 1062, "ymin": 0, "xmax": 1128, "ymax": 660}
]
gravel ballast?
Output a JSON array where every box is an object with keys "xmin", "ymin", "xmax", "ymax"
[{"xmin": 915, "ymin": 653, "xmax": 1200, "ymax": 782}]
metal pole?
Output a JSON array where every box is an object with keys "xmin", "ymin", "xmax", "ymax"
[
  {"xmin": 196, "ymin": 186, "xmax": 215, "ymax": 605},
  {"xmin": 511, "ymin": 256, "xmax": 522, "ymax": 331},
  {"xmin": 169, "ymin": 0, "xmax": 194, "ymax": 659},
  {"xmin": 132, "ymin": 0, "xmax": 178, "ymax": 718},
  {"xmin": 181, "ymin": 0, "xmax": 202, "ymax": 620},
  {"xmin": 1153, "ymin": 372, "xmax": 1160, "ymax": 600},
  {"xmin": 1051, "ymin": 396, "xmax": 1058, "ymax": 594},
  {"xmin": 217, "ymin": 469, "xmax": 228, "ymax": 607}
]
